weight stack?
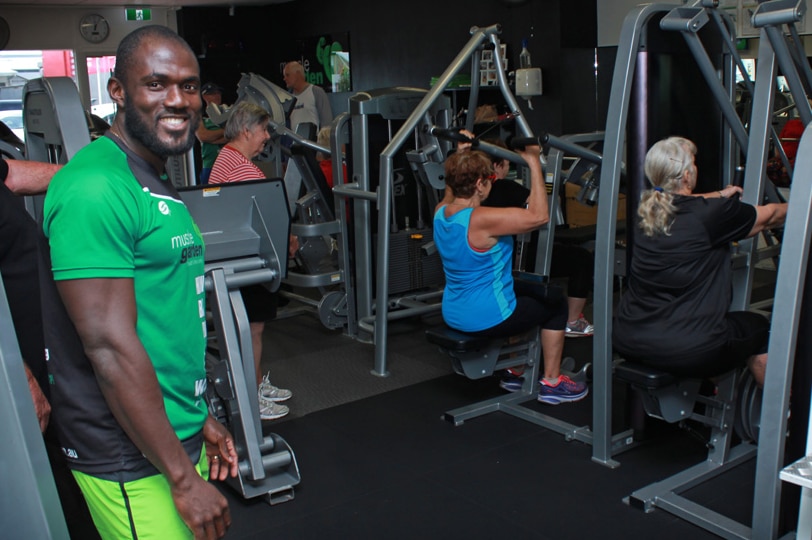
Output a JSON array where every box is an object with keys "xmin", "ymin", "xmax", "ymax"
[{"xmin": 377, "ymin": 229, "xmax": 445, "ymax": 295}]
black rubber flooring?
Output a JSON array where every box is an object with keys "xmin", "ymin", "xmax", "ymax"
[
  {"xmin": 212, "ymin": 262, "xmax": 780, "ymax": 538},
  {"xmin": 219, "ymin": 367, "xmax": 757, "ymax": 539}
]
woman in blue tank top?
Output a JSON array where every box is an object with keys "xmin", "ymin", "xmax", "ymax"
[{"xmin": 433, "ymin": 142, "xmax": 587, "ymax": 405}]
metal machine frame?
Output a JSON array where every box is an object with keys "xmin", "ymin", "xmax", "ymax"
[
  {"xmin": 0, "ymin": 275, "xmax": 70, "ymax": 538},
  {"xmin": 179, "ymin": 179, "xmax": 301, "ymax": 504},
  {"xmin": 593, "ymin": 1, "xmax": 808, "ymax": 537},
  {"xmin": 757, "ymin": 120, "xmax": 811, "ymax": 540},
  {"xmin": 332, "ymin": 25, "xmax": 537, "ymax": 377}
]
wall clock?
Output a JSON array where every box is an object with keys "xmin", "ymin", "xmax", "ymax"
[{"xmin": 79, "ymin": 14, "xmax": 110, "ymax": 44}]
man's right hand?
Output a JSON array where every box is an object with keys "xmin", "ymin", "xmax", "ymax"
[{"xmin": 172, "ymin": 475, "xmax": 231, "ymax": 540}]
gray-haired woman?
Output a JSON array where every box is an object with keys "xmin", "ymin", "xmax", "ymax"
[
  {"xmin": 208, "ymin": 102, "xmax": 271, "ymax": 184},
  {"xmin": 613, "ymin": 136, "xmax": 787, "ymax": 385}
]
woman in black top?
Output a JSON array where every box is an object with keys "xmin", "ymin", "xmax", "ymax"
[{"xmin": 613, "ymin": 137, "xmax": 787, "ymax": 385}]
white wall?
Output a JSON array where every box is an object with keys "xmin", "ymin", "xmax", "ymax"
[{"xmin": 2, "ymin": 6, "xmax": 177, "ymax": 108}]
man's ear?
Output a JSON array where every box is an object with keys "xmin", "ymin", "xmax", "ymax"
[{"xmin": 107, "ymin": 77, "xmax": 126, "ymax": 108}]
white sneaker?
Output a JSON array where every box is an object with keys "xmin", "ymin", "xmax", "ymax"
[
  {"xmin": 259, "ymin": 397, "xmax": 289, "ymax": 420},
  {"xmin": 258, "ymin": 372, "xmax": 292, "ymax": 402},
  {"xmin": 565, "ymin": 315, "xmax": 594, "ymax": 337}
]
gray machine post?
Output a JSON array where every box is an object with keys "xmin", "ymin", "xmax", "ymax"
[
  {"xmin": 0, "ymin": 78, "xmax": 93, "ymax": 539},
  {"xmin": 179, "ymin": 179, "xmax": 301, "ymax": 504},
  {"xmin": 1, "ymin": 79, "xmax": 88, "ymax": 539},
  {"xmin": 591, "ymin": 3, "xmax": 674, "ymax": 470},
  {"xmin": 752, "ymin": 1, "xmax": 812, "ymax": 536},
  {"xmin": 0, "ymin": 274, "xmax": 70, "ymax": 539},
  {"xmin": 765, "ymin": 124, "xmax": 812, "ymax": 540}
]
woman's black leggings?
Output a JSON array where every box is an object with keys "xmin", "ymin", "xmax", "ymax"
[{"xmin": 471, "ymin": 279, "xmax": 568, "ymax": 339}]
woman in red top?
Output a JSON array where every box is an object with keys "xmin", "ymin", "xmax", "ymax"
[{"xmin": 209, "ymin": 102, "xmax": 270, "ymax": 184}]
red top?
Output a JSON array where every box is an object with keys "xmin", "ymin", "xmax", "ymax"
[
  {"xmin": 209, "ymin": 145, "xmax": 264, "ymax": 184},
  {"xmin": 319, "ymin": 159, "xmax": 347, "ymax": 188}
]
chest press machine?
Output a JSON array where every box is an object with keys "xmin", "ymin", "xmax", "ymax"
[{"xmin": 178, "ymin": 179, "xmax": 301, "ymax": 505}]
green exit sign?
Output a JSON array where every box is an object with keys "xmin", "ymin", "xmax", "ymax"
[{"xmin": 125, "ymin": 8, "xmax": 152, "ymax": 21}]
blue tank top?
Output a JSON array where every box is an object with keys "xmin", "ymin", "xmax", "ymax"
[{"xmin": 433, "ymin": 205, "xmax": 515, "ymax": 332}]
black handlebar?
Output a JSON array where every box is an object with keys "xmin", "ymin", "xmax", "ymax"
[
  {"xmin": 507, "ymin": 136, "xmax": 543, "ymax": 151},
  {"xmin": 426, "ymin": 126, "xmax": 475, "ymax": 145}
]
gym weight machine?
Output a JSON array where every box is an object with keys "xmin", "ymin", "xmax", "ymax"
[{"xmin": 592, "ymin": 1, "xmax": 806, "ymax": 537}]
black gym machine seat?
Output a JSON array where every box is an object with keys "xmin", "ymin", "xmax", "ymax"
[
  {"xmin": 613, "ymin": 361, "xmax": 699, "ymax": 424},
  {"xmin": 426, "ymin": 324, "xmax": 593, "ymax": 443},
  {"xmin": 613, "ymin": 359, "xmax": 759, "ymax": 523}
]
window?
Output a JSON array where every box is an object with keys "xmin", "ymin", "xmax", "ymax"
[{"xmin": 87, "ymin": 55, "xmax": 116, "ymax": 124}]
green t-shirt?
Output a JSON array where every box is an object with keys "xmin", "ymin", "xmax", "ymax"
[{"xmin": 43, "ymin": 135, "xmax": 208, "ymax": 446}]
